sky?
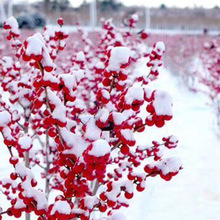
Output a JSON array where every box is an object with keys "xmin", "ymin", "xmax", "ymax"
[{"xmin": 13, "ymin": 0, "xmax": 220, "ymax": 9}]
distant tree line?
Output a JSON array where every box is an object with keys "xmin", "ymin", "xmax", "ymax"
[
  {"xmin": 43, "ymin": 0, "xmax": 123, "ymax": 13},
  {"xmin": 99, "ymin": 0, "xmax": 123, "ymax": 11},
  {"xmin": 44, "ymin": 0, "xmax": 70, "ymax": 13}
]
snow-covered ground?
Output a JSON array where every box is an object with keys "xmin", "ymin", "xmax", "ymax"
[{"xmin": 122, "ymin": 67, "xmax": 220, "ymax": 220}]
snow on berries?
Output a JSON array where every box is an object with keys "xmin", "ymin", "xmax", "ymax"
[
  {"xmin": 50, "ymin": 200, "xmax": 72, "ymax": 218},
  {"xmin": 17, "ymin": 135, "xmax": 32, "ymax": 152},
  {"xmin": 3, "ymin": 16, "xmax": 20, "ymax": 40},
  {"xmin": 47, "ymin": 89, "xmax": 67, "ymax": 127},
  {"xmin": 144, "ymin": 157, "xmax": 182, "ymax": 181},
  {"xmin": 0, "ymin": 110, "xmax": 11, "ymax": 129},
  {"xmin": 129, "ymin": 13, "xmax": 139, "ymax": 28},
  {"xmin": 124, "ymin": 86, "xmax": 144, "ymax": 111},
  {"xmin": 152, "ymin": 90, "xmax": 173, "ymax": 116},
  {"xmin": 107, "ymin": 47, "xmax": 131, "ymax": 72},
  {"xmin": 0, "ymin": 16, "xmax": 181, "ymax": 220},
  {"xmin": 88, "ymin": 139, "xmax": 111, "ymax": 157},
  {"xmin": 147, "ymin": 41, "xmax": 165, "ymax": 77},
  {"xmin": 23, "ymin": 33, "xmax": 54, "ymax": 71}
]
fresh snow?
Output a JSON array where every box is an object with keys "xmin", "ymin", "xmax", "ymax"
[
  {"xmin": 76, "ymin": 51, "xmax": 85, "ymax": 62},
  {"xmin": 1, "ymin": 56, "xmax": 13, "ymax": 69},
  {"xmin": 26, "ymin": 34, "xmax": 44, "ymax": 56},
  {"xmin": 51, "ymin": 200, "xmax": 71, "ymax": 215},
  {"xmin": 112, "ymin": 112, "xmax": 127, "ymax": 125},
  {"xmin": 154, "ymin": 41, "xmax": 166, "ymax": 56},
  {"xmin": 47, "ymin": 89, "xmax": 67, "ymax": 123},
  {"xmin": 121, "ymin": 67, "xmax": 220, "ymax": 220},
  {"xmin": 18, "ymin": 135, "xmax": 32, "ymax": 150},
  {"xmin": 131, "ymin": 14, "xmax": 139, "ymax": 22},
  {"xmin": 153, "ymin": 157, "xmax": 182, "ymax": 175},
  {"xmin": 4, "ymin": 16, "xmax": 19, "ymax": 35},
  {"xmin": 0, "ymin": 110, "xmax": 11, "ymax": 127},
  {"xmin": 120, "ymin": 129, "xmax": 135, "ymax": 141},
  {"xmin": 89, "ymin": 139, "xmax": 111, "ymax": 157},
  {"xmin": 61, "ymin": 127, "xmax": 88, "ymax": 157},
  {"xmin": 108, "ymin": 211, "xmax": 126, "ymax": 220},
  {"xmin": 84, "ymin": 196, "xmax": 99, "ymax": 209},
  {"xmin": 124, "ymin": 86, "xmax": 144, "ymax": 105},
  {"xmin": 108, "ymin": 47, "xmax": 131, "ymax": 71},
  {"xmin": 153, "ymin": 90, "xmax": 173, "ymax": 116},
  {"xmin": 84, "ymin": 117, "xmax": 102, "ymax": 141}
]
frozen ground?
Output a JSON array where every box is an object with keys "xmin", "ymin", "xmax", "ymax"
[{"xmin": 122, "ymin": 67, "xmax": 220, "ymax": 220}]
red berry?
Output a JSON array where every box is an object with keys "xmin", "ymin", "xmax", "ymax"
[{"xmin": 57, "ymin": 18, "xmax": 64, "ymax": 26}]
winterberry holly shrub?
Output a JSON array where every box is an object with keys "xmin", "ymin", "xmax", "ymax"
[
  {"xmin": 0, "ymin": 16, "xmax": 182, "ymax": 220},
  {"xmin": 197, "ymin": 37, "xmax": 220, "ymax": 128}
]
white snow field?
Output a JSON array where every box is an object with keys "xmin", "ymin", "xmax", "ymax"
[{"xmin": 122, "ymin": 66, "xmax": 220, "ymax": 220}]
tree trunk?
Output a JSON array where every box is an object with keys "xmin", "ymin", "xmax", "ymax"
[
  {"xmin": 24, "ymin": 117, "xmax": 31, "ymax": 220},
  {"xmin": 45, "ymin": 129, "xmax": 50, "ymax": 198}
]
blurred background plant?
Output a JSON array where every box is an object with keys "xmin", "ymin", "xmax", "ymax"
[{"xmin": 1, "ymin": 0, "xmax": 220, "ymax": 31}]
